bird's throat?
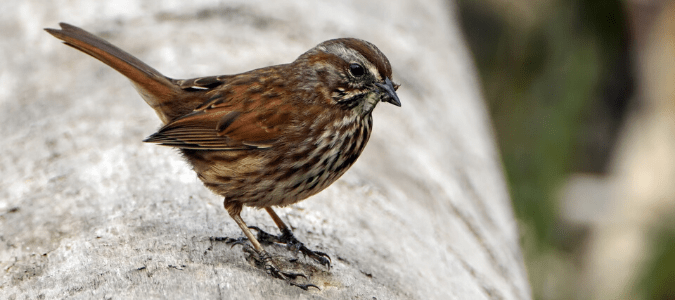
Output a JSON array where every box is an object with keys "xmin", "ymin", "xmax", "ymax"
[{"xmin": 359, "ymin": 91, "xmax": 380, "ymax": 117}]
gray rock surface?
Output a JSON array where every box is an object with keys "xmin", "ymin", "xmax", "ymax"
[{"xmin": 0, "ymin": 0, "xmax": 531, "ymax": 299}]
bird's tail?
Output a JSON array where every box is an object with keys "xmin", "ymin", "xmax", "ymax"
[{"xmin": 46, "ymin": 23, "xmax": 183, "ymax": 124}]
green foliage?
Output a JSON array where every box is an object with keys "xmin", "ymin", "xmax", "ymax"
[{"xmin": 638, "ymin": 225, "xmax": 675, "ymax": 300}]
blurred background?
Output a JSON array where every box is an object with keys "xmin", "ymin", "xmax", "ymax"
[{"xmin": 455, "ymin": 0, "xmax": 675, "ymax": 299}]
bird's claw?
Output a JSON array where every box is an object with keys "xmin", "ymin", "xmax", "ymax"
[
  {"xmin": 268, "ymin": 266, "xmax": 318, "ymax": 290},
  {"xmin": 292, "ymin": 242, "xmax": 331, "ymax": 269},
  {"xmin": 215, "ymin": 229, "xmax": 326, "ymax": 289},
  {"xmin": 245, "ymin": 247, "xmax": 319, "ymax": 290},
  {"xmin": 291, "ymin": 282, "xmax": 320, "ymax": 290},
  {"xmin": 248, "ymin": 226, "xmax": 331, "ymax": 269},
  {"xmin": 301, "ymin": 247, "xmax": 331, "ymax": 269}
]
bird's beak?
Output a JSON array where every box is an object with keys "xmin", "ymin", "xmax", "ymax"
[{"xmin": 375, "ymin": 78, "xmax": 402, "ymax": 107}]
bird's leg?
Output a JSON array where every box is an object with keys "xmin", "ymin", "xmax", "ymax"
[
  {"xmin": 224, "ymin": 201, "xmax": 318, "ymax": 290},
  {"xmin": 249, "ymin": 207, "xmax": 331, "ymax": 269}
]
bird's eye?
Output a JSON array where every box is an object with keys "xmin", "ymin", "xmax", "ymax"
[{"xmin": 349, "ymin": 63, "xmax": 365, "ymax": 77}]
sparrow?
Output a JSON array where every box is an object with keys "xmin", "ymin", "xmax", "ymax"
[{"xmin": 45, "ymin": 22, "xmax": 400, "ymax": 289}]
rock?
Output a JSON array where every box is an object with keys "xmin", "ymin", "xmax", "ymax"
[{"xmin": 0, "ymin": 1, "xmax": 530, "ymax": 299}]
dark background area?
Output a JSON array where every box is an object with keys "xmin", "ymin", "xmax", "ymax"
[{"xmin": 456, "ymin": 0, "xmax": 675, "ymax": 299}]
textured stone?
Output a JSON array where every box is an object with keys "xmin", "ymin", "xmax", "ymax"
[{"xmin": 0, "ymin": 1, "xmax": 530, "ymax": 299}]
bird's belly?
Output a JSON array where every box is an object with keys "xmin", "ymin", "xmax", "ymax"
[
  {"xmin": 183, "ymin": 118, "xmax": 371, "ymax": 208},
  {"xmin": 190, "ymin": 150, "xmax": 355, "ymax": 208}
]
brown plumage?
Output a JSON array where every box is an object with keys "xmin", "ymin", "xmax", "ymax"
[{"xmin": 45, "ymin": 23, "xmax": 400, "ymax": 288}]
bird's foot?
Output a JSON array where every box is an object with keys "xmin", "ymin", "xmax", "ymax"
[
  {"xmin": 242, "ymin": 244, "xmax": 319, "ymax": 290},
  {"xmin": 211, "ymin": 236, "xmax": 319, "ymax": 290},
  {"xmin": 249, "ymin": 226, "xmax": 331, "ymax": 269}
]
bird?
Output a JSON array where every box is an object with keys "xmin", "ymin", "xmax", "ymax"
[{"xmin": 45, "ymin": 22, "xmax": 401, "ymax": 289}]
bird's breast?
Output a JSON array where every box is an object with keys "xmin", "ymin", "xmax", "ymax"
[{"xmin": 187, "ymin": 113, "xmax": 373, "ymax": 208}]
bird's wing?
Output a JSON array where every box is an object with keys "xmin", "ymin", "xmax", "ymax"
[{"xmin": 143, "ymin": 92, "xmax": 295, "ymax": 150}]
